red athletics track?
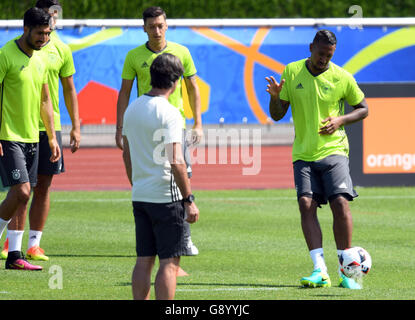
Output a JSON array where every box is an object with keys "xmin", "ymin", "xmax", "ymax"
[{"xmin": 52, "ymin": 146, "xmax": 294, "ymax": 191}]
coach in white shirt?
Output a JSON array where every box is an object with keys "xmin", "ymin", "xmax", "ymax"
[{"xmin": 122, "ymin": 53, "xmax": 200, "ymax": 300}]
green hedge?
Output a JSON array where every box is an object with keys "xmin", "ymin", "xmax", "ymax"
[{"xmin": 1, "ymin": 0, "xmax": 414, "ymax": 19}]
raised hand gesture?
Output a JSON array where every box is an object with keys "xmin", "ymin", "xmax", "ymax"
[{"xmin": 266, "ymin": 76, "xmax": 285, "ymax": 98}]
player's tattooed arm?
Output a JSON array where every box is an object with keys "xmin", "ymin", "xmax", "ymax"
[{"xmin": 269, "ymin": 95, "xmax": 290, "ymax": 121}]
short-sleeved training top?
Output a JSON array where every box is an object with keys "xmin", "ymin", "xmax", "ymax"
[
  {"xmin": 0, "ymin": 39, "xmax": 48, "ymax": 143},
  {"xmin": 39, "ymin": 31, "xmax": 76, "ymax": 131},
  {"xmin": 279, "ymin": 58, "xmax": 364, "ymax": 162},
  {"xmin": 122, "ymin": 94, "xmax": 183, "ymax": 203},
  {"xmin": 121, "ymin": 41, "xmax": 197, "ymax": 127}
]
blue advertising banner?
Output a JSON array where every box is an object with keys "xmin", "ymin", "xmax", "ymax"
[{"xmin": 1, "ymin": 24, "xmax": 415, "ymax": 125}]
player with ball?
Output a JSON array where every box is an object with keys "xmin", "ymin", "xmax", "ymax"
[{"xmin": 266, "ymin": 30, "xmax": 369, "ymax": 289}]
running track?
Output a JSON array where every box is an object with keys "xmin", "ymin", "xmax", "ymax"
[{"xmin": 52, "ymin": 146, "xmax": 294, "ymax": 191}]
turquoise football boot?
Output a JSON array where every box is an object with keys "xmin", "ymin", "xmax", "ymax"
[
  {"xmin": 301, "ymin": 268, "xmax": 331, "ymax": 288},
  {"xmin": 339, "ymin": 274, "xmax": 362, "ymax": 289}
]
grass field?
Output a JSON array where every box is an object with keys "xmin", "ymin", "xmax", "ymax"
[{"xmin": 0, "ymin": 187, "xmax": 414, "ymax": 300}]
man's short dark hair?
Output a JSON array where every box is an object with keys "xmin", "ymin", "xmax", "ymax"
[
  {"xmin": 313, "ymin": 30, "xmax": 337, "ymax": 46},
  {"xmin": 150, "ymin": 53, "xmax": 184, "ymax": 90},
  {"xmin": 143, "ymin": 6, "xmax": 166, "ymax": 24},
  {"xmin": 24, "ymin": 7, "xmax": 51, "ymax": 28},
  {"xmin": 35, "ymin": 0, "xmax": 61, "ymax": 9}
]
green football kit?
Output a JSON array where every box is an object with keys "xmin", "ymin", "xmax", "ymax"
[
  {"xmin": 39, "ymin": 31, "xmax": 76, "ymax": 132},
  {"xmin": 0, "ymin": 39, "xmax": 48, "ymax": 143},
  {"xmin": 121, "ymin": 41, "xmax": 197, "ymax": 128},
  {"xmin": 279, "ymin": 58, "xmax": 364, "ymax": 162},
  {"xmin": 282, "ymin": 60, "xmax": 366, "ymax": 287}
]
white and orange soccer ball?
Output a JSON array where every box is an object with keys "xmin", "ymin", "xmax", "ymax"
[{"xmin": 340, "ymin": 247, "xmax": 372, "ymax": 279}]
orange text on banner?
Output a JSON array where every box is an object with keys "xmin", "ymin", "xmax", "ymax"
[{"xmin": 363, "ymin": 97, "xmax": 415, "ymax": 174}]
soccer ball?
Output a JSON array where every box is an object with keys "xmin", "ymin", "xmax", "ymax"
[{"xmin": 339, "ymin": 247, "xmax": 372, "ymax": 279}]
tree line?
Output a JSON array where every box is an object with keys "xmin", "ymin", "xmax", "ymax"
[{"xmin": 1, "ymin": 0, "xmax": 414, "ymax": 20}]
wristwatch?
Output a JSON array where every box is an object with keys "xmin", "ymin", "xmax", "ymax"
[{"xmin": 183, "ymin": 194, "xmax": 195, "ymax": 203}]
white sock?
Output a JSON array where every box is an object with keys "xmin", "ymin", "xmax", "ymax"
[
  {"xmin": 28, "ymin": 230, "xmax": 42, "ymax": 248},
  {"xmin": 337, "ymin": 249, "xmax": 344, "ymax": 276},
  {"xmin": 309, "ymin": 248, "xmax": 327, "ymax": 273},
  {"xmin": 0, "ymin": 218, "xmax": 10, "ymax": 239},
  {"xmin": 7, "ymin": 230, "xmax": 24, "ymax": 252}
]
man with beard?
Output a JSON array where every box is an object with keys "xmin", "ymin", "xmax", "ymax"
[
  {"xmin": 0, "ymin": 0, "xmax": 80, "ymax": 263},
  {"xmin": 0, "ymin": 7, "xmax": 60, "ymax": 270},
  {"xmin": 266, "ymin": 30, "xmax": 368, "ymax": 289}
]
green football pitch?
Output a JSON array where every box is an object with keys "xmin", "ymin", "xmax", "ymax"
[{"xmin": 0, "ymin": 187, "xmax": 414, "ymax": 300}]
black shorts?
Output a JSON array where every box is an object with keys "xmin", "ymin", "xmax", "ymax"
[
  {"xmin": 133, "ymin": 201, "xmax": 187, "ymax": 260},
  {"xmin": 293, "ymin": 154, "xmax": 358, "ymax": 206},
  {"xmin": 37, "ymin": 131, "xmax": 65, "ymax": 175},
  {"xmin": 0, "ymin": 140, "xmax": 39, "ymax": 187}
]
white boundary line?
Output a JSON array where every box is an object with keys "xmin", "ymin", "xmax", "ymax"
[
  {"xmin": 48, "ymin": 195, "xmax": 415, "ymax": 202},
  {"xmin": 176, "ymin": 287, "xmax": 285, "ymax": 292}
]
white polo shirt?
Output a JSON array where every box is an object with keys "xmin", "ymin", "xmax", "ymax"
[{"xmin": 123, "ymin": 94, "xmax": 183, "ymax": 203}]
